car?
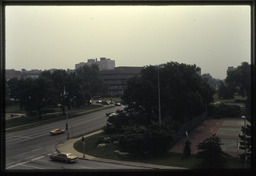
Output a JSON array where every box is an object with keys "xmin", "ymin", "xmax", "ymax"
[
  {"xmin": 106, "ymin": 111, "xmax": 114, "ymax": 116},
  {"xmin": 50, "ymin": 152, "xmax": 78, "ymax": 163},
  {"xmin": 114, "ymin": 102, "xmax": 121, "ymax": 106},
  {"xmin": 49, "ymin": 129, "xmax": 65, "ymax": 135},
  {"xmin": 109, "ymin": 112, "xmax": 118, "ymax": 117}
]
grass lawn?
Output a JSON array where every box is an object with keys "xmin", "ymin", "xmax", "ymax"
[
  {"xmin": 213, "ymin": 94, "xmax": 247, "ymax": 104},
  {"xmin": 73, "ymin": 132, "xmax": 244, "ymax": 169}
]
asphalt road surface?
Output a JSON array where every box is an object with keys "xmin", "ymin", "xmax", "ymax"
[{"xmin": 5, "ymin": 105, "xmax": 146, "ymax": 170}]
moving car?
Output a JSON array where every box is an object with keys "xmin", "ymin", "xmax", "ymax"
[
  {"xmin": 49, "ymin": 129, "xmax": 65, "ymax": 135},
  {"xmin": 106, "ymin": 111, "xmax": 114, "ymax": 116},
  {"xmin": 114, "ymin": 102, "xmax": 121, "ymax": 106},
  {"xmin": 50, "ymin": 152, "xmax": 78, "ymax": 163}
]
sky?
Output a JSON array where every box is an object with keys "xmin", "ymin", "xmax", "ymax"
[{"xmin": 5, "ymin": 5, "xmax": 250, "ymax": 79}]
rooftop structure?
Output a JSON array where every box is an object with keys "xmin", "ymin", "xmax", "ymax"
[{"xmin": 75, "ymin": 57, "xmax": 115, "ymax": 71}]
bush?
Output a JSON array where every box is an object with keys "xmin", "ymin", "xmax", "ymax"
[
  {"xmin": 118, "ymin": 124, "xmax": 173, "ymax": 156},
  {"xmin": 208, "ymin": 103, "xmax": 241, "ymax": 118},
  {"xmin": 196, "ymin": 134, "xmax": 228, "ymax": 168}
]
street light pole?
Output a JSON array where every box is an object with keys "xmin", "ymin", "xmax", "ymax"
[
  {"xmin": 66, "ymin": 106, "xmax": 69, "ymax": 140},
  {"xmin": 241, "ymin": 116, "xmax": 247, "ymax": 168},
  {"xmin": 157, "ymin": 65, "xmax": 161, "ymax": 128}
]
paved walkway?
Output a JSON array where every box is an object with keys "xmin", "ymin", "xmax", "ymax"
[
  {"xmin": 169, "ymin": 118, "xmax": 245, "ymax": 157},
  {"xmin": 56, "ymin": 130, "xmax": 186, "ymax": 170}
]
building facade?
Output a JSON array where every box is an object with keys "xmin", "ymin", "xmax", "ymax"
[
  {"xmin": 75, "ymin": 57, "xmax": 115, "ymax": 71},
  {"xmin": 99, "ymin": 66, "xmax": 142, "ymax": 97}
]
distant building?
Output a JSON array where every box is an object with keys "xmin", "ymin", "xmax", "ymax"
[
  {"xmin": 21, "ymin": 69, "xmax": 42, "ymax": 79},
  {"xmin": 75, "ymin": 62, "xmax": 86, "ymax": 69},
  {"xmin": 227, "ymin": 66, "xmax": 237, "ymax": 72},
  {"xmin": 5, "ymin": 69, "xmax": 22, "ymax": 80},
  {"xmin": 99, "ymin": 66, "xmax": 142, "ymax": 97},
  {"xmin": 75, "ymin": 57, "xmax": 115, "ymax": 71}
]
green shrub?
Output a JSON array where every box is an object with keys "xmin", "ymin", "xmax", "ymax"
[
  {"xmin": 118, "ymin": 124, "xmax": 173, "ymax": 156},
  {"xmin": 196, "ymin": 134, "xmax": 228, "ymax": 168},
  {"xmin": 208, "ymin": 103, "xmax": 241, "ymax": 118}
]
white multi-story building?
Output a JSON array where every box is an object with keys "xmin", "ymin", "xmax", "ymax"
[{"xmin": 75, "ymin": 57, "xmax": 115, "ymax": 71}]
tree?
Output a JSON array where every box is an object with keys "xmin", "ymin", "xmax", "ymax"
[
  {"xmin": 75, "ymin": 64, "xmax": 105, "ymax": 106},
  {"xmin": 39, "ymin": 70, "xmax": 69, "ymax": 115},
  {"xmin": 8, "ymin": 77, "xmax": 50, "ymax": 118},
  {"xmin": 225, "ymin": 62, "xmax": 251, "ymax": 115},
  {"xmin": 197, "ymin": 134, "xmax": 227, "ymax": 168},
  {"xmin": 217, "ymin": 81, "xmax": 235, "ymax": 99},
  {"xmin": 7, "ymin": 78, "xmax": 20, "ymax": 106},
  {"xmin": 226, "ymin": 62, "xmax": 250, "ymax": 97},
  {"xmin": 201, "ymin": 73, "xmax": 221, "ymax": 89},
  {"xmin": 122, "ymin": 62, "xmax": 215, "ymax": 123}
]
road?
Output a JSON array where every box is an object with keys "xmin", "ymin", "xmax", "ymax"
[{"xmin": 5, "ymin": 105, "xmax": 146, "ymax": 170}]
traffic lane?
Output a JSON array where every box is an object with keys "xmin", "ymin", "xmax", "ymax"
[
  {"xmin": 69, "ymin": 115, "xmax": 109, "ymax": 137},
  {"xmin": 6, "ymin": 106, "xmax": 123, "ymax": 167},
  {"xmin": 6, "ymin": 106, "xmax": 111, "ymax": 156},
  {"xmin": 7, "ymin": 153, "xmax": 148, "ymax": 170},
  {"xmin": 6, "ymin": 131, "xmax": 66, "ymax": 156}
]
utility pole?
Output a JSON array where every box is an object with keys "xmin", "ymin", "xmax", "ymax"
[
  {"xmin": 66, "ymin": 106, "xmax": 69, "ymax": 140},
  {"xmin": 82, "ymin": 137, "xmax": 85, "ymax": 158},
  {"xmin": 158, "ymin": 65, "xmax": 161, "ymax": 128}
]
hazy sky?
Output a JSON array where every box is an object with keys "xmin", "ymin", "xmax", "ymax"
[{"xmin": 5, "ymin": 5, "xmax": 250, "ymax": 79}]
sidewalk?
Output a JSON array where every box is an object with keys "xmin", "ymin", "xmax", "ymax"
[{"xmin": 56, "ymin": 130, "xmax": 186, "ymax": 170}]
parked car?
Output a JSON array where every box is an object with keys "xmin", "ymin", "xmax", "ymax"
[
  {"xmin": 49, "ymin": 129, "xmax": 65, "ymax": 135},
  {"xmin": 50, "ymin": 152, "xmax": 78, "ymax": 163}
]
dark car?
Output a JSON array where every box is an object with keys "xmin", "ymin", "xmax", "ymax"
[
  {"xmin": 50, "ymin": 152, "xmax": 78, "ymax": 163},
  {"xmin": 114, "ymin": 102, "xmax": 121, "ymax": 106}
]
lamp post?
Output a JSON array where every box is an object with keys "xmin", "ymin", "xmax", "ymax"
[
  {"xmin": 66, "ymin": 106, "xmax": 69, "ymax": 140},
  {"xmin": 157, "ymin": 65, "xmax": 161, "ymax": 128},
  {"xmin": 241, "ymin": 116, "xmax": 247, "ymax": 168}
]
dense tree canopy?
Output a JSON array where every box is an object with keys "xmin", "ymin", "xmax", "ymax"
[
  {"xmin": 225, "ymin": 62, "xmax": 250, "ymax": 97},
  {"xmin": 6, "ymin": 65, "xmax": 105, "ymax": 117},
  {"xmin": 223, "ymin": 62, "xmax": 251, "ymax": 115},
  {"xmin": 217, "ymin": 81, "xmax": 235, "ymax": 99},
  {"xmin": 122, "ymin": 62, "xmax": 215, "ymax": 123},
  {"xmin": 74, "ymin": 64, "xmax": 105, "ymax": 105}
]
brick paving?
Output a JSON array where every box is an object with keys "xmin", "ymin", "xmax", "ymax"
[{"xmin": 169, "ymin": 118, "xmax": 245, "ymax": 157}]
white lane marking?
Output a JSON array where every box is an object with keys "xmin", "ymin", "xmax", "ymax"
[
  {"xmin": 6, "ymin": 156, "xmax": 45, "ymax": 169},
  {"xmin": 31, "ymin": 156, "xmax": 44, "ymax": 161},
  {"xmin": 22, "ymin": 164, "xmax": 44, "ymax": 169}
]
